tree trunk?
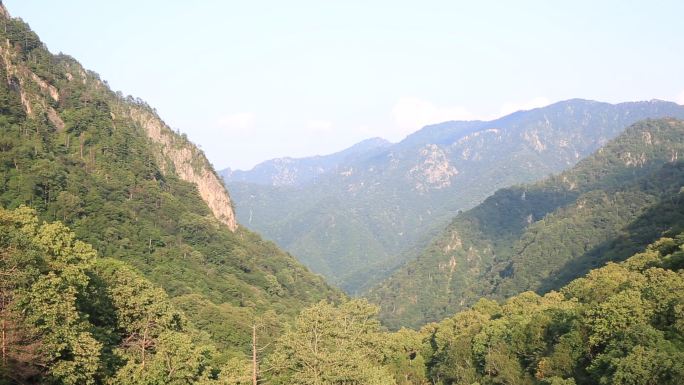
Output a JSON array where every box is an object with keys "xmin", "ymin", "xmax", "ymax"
[
  {"xmin": 252, "ymin": 324, "xmax": 258, "ymax": 385},
  {"xmin": 1, "ymin": 308, "xmax": 6, "ymax": 365}
]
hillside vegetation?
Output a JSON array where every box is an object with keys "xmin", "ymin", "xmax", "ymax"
[
  {"xmin": 232, "ymin": 233, "xmax": 684, "ymax": 385},
  {"xmin": 5, "ymin": 203, "xmax": 683, "ymax": 385},
  {"xmin": 0, "ymin": 6, "xmax": 340, "ymax": 359},
  {"xmin": 369, "ymin": 118, "xmax": 684, "ymax": 328}
]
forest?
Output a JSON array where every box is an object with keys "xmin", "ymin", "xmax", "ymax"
[{"xmin": 3, "ymin": 205, "xmax": 684, "ymax": 384}]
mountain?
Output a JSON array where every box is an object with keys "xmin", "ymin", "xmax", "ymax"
[
  {"xmin": 0, "ymin": 4, "xmax": 340, "ymax": 358},
  {"xmin": 222, "ymin": 99, "xmax": 684, "ymax": 292},
  {"xmin": 368, "ymin": 118, "xmax": 684, "ymax": 329},
  {"xmin": 222, "ymin": 137, "xmax": 391, "ymax": 186}
]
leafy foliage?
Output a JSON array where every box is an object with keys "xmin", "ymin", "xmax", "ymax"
[
  {"xmin": 0, "ymin": 206, "xmax": 213, "ymax": 384},
  {"xmin": 267, "ymin": 300, "xmax": 395, "ymax": 385},
  {"xmin": 428, "ymin": 235, "xmax": 684, "ymax": 385},
  {"xmin": 260, "ymin": 235, "xmax": 684, "ymax": 385},
  {"xmin": 5, "ymin": 206, "xmax": 684, "ymax": 385}
]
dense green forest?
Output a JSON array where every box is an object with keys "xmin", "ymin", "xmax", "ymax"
[
  {"xmin": 4, "ymin": 205, "xmax": 684, "ymax": 384},
  {"xmin": 0, "ymin": 7, "xmax": 339, "ymax": 362},
  {"xmin": 0, "ymin": 206, "xmax": 215, "ymax": 383},
  {"xmin": 369, "ymin": 118, "xmax": 684, "ymax": 328}
]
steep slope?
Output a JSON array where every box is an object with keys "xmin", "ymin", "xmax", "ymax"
[
  {"xmin": 224, "ymin": 99, "xmax": 684, "ymax": 292},
  {"xmin": 0, "ymin": 5, "xmax": 340, "ymax": 356},
  {"xmin": 369, "ymin": 118, "xmax": 684, "ymax": 328}
]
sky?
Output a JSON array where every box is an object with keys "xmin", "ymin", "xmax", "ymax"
[{"xmin": 4, "ymin": 1, "xmax": 684, "ymax": 170}]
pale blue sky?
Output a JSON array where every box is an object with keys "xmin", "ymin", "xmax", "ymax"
[{"xmin": 5, "ymin": 1, "xmax": 684, "ymax": 169}]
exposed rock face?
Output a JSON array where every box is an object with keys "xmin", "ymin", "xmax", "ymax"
[
  {"xmin": 46, "ymin": 107, "xmax": 65, "ymax": 131},
  {"xmin": 127, "ymin": 107, "xmax": 238, "ymax": 231},
  {"xmin": 268, "ymin": 158, "xmax": 298, "ymax": 186},
  {"xmin": 30, "ymin": 71, "xmax": 59, "ymax": 101},
  {"xmin": 522, "ymin": 129, "xmax": 546, "ymax": 152},
  {"xmin": 0, "ymin": 36, "xmax": 64, "ymax": 130},
  {"xmin": 408, "ymin": 144, "xmax": 458, "ymax": 192}
]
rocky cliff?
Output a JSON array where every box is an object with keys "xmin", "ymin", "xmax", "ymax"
[
  {"xmin": 125, "ymin": 106, "xmax": 237, "ymax": 231},
  {"xmin": 0, "ymin": 2, "xmax": 237, "ymax": 231}
]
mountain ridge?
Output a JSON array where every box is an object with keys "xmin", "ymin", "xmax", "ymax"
[
  {"xmin": 223, "ymin": 98, "xmax": 684, "ymax": 292},
  {"xmin": 221, "ymin": 136, "xmax": 391, "ymax": 187},
  {"xmin": 368, "ymin": 118, "xmax": 684, "ymax": 328}
]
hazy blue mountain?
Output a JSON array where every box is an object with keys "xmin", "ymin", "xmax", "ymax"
[
  {"xmin": 221, "ymin": 137, "xmax": 391, "ymax": 186},
  {"xmin": 221, "ymin": 99, "xmax": 684, "ymax": 292}
]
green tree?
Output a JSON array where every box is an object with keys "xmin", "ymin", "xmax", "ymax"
[{"xmin": 267, "ymin": 299, "xmax": 395, "ymax": 385}]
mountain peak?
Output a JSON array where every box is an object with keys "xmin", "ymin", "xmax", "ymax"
[{"xmin": 354, "ymin": 136, "xmax": 392, "ymax": 146}]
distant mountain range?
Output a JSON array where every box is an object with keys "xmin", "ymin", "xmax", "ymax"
[
  {"xmin": 368, "ymin": 118, "xmax": 684, "ymax": 328},
  {"xmin": 223, "ymin": 137, "xmax": 391, "ymax": 186},
  {"xmin": 221, "ymin": 99, "xmax": 684, "ymax": 292}
]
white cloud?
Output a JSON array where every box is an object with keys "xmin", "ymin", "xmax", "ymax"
[
  {"xmin": 306, "ymin": 119, "xmax": 334, "ymax": 133},
  {"xmin": 676, "ymin": 90, "xmax": 684, "ymax": 105},
  {"xmin": 499, "ymin": 97, "xmax": 550, "ymax": 116},
  {"xmin": 217, "ymin": 112, "xmax": 256, "ymax": 133},
  {"xmin": 391, "ymin": 97, "xmax": 476, "ymax": 134}
]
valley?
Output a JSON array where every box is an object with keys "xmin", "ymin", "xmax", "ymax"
[{"xmin": 224, "ymin": 100, "xmax": 684, "ymax": 293}]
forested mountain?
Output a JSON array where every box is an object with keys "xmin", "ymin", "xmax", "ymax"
[
  {"xmin": 223, "ymin": 99, "xmax": 684, "ymax": 292},
  {"xmin": 369, "ymin": 118, "xmax": 684, "ymax": 329},
  {"xmin": 0, "ymin": 3, "xmax": 339, "ymax": 363}
]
